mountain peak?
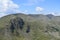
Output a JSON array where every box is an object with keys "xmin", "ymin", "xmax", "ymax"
[{"xmin": 46, "ymin": 14, "xmax": 54, "ymax": 19}]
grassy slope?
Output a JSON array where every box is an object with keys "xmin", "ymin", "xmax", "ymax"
[{"xmin": 0, "ymin": 14, "xmax": 60, "ymax": 40}]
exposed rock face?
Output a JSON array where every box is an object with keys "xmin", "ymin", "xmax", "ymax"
[
  {"xmin": 0, "ymin": 16, "xmax": 31, "ymax": 40},
  {"xmin": 26, "ymin": 25, "xmax": 30, "ymax": 33},
  {"xmin": 8, "ymin": 16, "xmax": 30, "ymax": 35},
  {"xmin": 9, "ymin": 17, "xmax": 24, "ymax": 33}
]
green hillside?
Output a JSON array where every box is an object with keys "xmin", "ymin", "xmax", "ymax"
[{"xmin": 0, "ymin": 13, "xmax": 60, "ymax": 40}]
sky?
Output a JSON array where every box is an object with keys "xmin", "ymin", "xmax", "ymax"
[{"xmin": 0, "ymin": 0, "xmax": 60, "ymax": 17}]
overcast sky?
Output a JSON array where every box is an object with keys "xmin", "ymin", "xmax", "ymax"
[{"xmin": 0, "ymin": 0, "xmax": 60, "ymax": 17}]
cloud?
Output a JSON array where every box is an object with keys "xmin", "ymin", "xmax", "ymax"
[
  {"xmin": 0, "ymin": 13, "xmax": 8, "ymax": 17},
  {"xmin": 0, "ymin": 0, "xmax": 19, "ymax": 17},
  {"xmin": 36, "ymin": 7, "xmax": 44, "ymax": 12},
  {"xmin": 24, "ymin": 10, "xmax": 28, "ymax": 13},
  {"xmin": 28, "ymin": 0, "xmax": 44, "ymax": 3},
  {"xmin": 23, "ymin": 0, "xmax": 45, "ymax": 6},
  {"xmin": 18, "ymin": 10, "xmax": 28, "ymax": 14},
  {"xmin": 48, "ymin": 12, "xmax": 60, "ymax": 16}
]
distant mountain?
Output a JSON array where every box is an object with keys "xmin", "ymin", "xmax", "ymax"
[
  {"xmin": 46, "ymin": 14, "xmax": 54, "ymax": 19},
  {"xmin": 0, "ymin": 13, "xmax": 60, "ymax": 40}
]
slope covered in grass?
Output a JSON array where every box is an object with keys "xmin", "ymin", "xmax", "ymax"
[{"xmin": 0, "ymin": 13, "xmax": 60, "ymax": 40}]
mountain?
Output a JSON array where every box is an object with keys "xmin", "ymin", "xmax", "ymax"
[
  {"xmin": 46, "ymin": 14, "xmax": 54, "ymax": 19},
  {"xmin": 0, "ymin": 13, "xmax": 60, "ymax": 40}
]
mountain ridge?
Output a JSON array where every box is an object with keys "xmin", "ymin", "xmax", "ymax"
[{"xmin": 0, "ymin": 13, "xmax": 60, "ymax": 40}]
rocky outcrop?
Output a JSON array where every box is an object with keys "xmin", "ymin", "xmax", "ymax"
[{"xmin": 10, "ymin": 17, "xmax": 24, "ymax": 33}]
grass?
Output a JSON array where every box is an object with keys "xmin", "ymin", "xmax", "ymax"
[{"xmin": 0, "ymin": 14, "xmax": 60, "ymax": 40}]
